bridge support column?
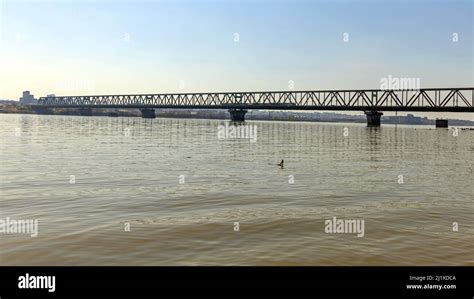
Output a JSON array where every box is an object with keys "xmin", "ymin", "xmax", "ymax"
[
  {"xmin": 79, "ymin": 108, "xmax": 93, "ymax": 116},
  {"xmin": 140, "ymin": 108, "xmax": 156, "ymax": 119},
  {"xmin": 364, "ymin": 111, "xmax": 383, "ymax": 127},
  {"xmin": 435, "ymin": 119, "xmax": 448, "ymax": 128},
  {"xmin": 228, "ymin": 109, "xmax": 247, "ymax": 122}
]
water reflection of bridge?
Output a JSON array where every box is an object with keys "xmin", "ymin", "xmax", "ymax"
[{"xmin": 34, "ymin": 88, "xmax": 474, "ymax": 127}]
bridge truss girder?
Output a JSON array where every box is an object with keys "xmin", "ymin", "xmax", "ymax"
[{"xmin": 37, "ymin": 88, "xmax": 474, "ymax": 112}]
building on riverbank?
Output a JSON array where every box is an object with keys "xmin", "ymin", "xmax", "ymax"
[{"xmin": 19, "ymin": 91, "xmax": 37, "ymax": 105}]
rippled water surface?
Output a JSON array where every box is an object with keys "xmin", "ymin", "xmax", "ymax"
[{"xmin": 0, "ymin": 114, "xmax": 473, "ymax": 265}]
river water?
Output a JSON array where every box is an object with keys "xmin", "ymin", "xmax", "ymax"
[{"xmin": 0, "ymin": 114, "xmax": 472, "ymax": 265}]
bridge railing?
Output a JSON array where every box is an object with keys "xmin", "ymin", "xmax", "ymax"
[{"xmin": 37, "ymin": 88, "xmax": 474, "ymax": 111}]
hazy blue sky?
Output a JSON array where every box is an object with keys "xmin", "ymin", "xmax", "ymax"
[{"xmin": 0, "ymin": 0, "xmax": 472, "ymax": 118}]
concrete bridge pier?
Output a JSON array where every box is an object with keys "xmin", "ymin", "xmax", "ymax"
[
  {"xmin": 364, "ymin": 111, "xmax": 383, "ymax": 127},
  {"xmin": 435, "ymin": 119, "xmax": 448, "ymax": 128},
  {"xmin": 79, "ymin": 108, "xmax": 93, "ymax": 116},
  {"xmin": 140, "ymin": 108, "xmax": 156, "ymax": 118},
  {"xmin": 228, "ymin": 109, "xmax": 247, "ymax": 122}
]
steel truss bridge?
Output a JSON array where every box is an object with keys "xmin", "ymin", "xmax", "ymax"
[{"xmin": 36, "ymin": 87, "xmax": 474, "ymax": 125}]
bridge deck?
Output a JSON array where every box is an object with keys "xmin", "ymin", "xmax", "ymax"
[{"xmin": 37, "ymin": 88, "xmax": 474, "ymax": 112}]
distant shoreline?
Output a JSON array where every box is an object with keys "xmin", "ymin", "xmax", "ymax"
[{"xmin": 1, "ymin": 104, "xmax": 473, "ymax": 127}]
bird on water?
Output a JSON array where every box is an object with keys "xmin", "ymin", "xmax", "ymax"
[{"xmin": 277, "ymin": 160, "xmax": 284, "ymax": 168}]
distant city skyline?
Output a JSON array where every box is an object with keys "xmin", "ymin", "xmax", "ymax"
[{"xmin": 0, "ymin": 0, "xmax": 472, "ymax": 119}]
